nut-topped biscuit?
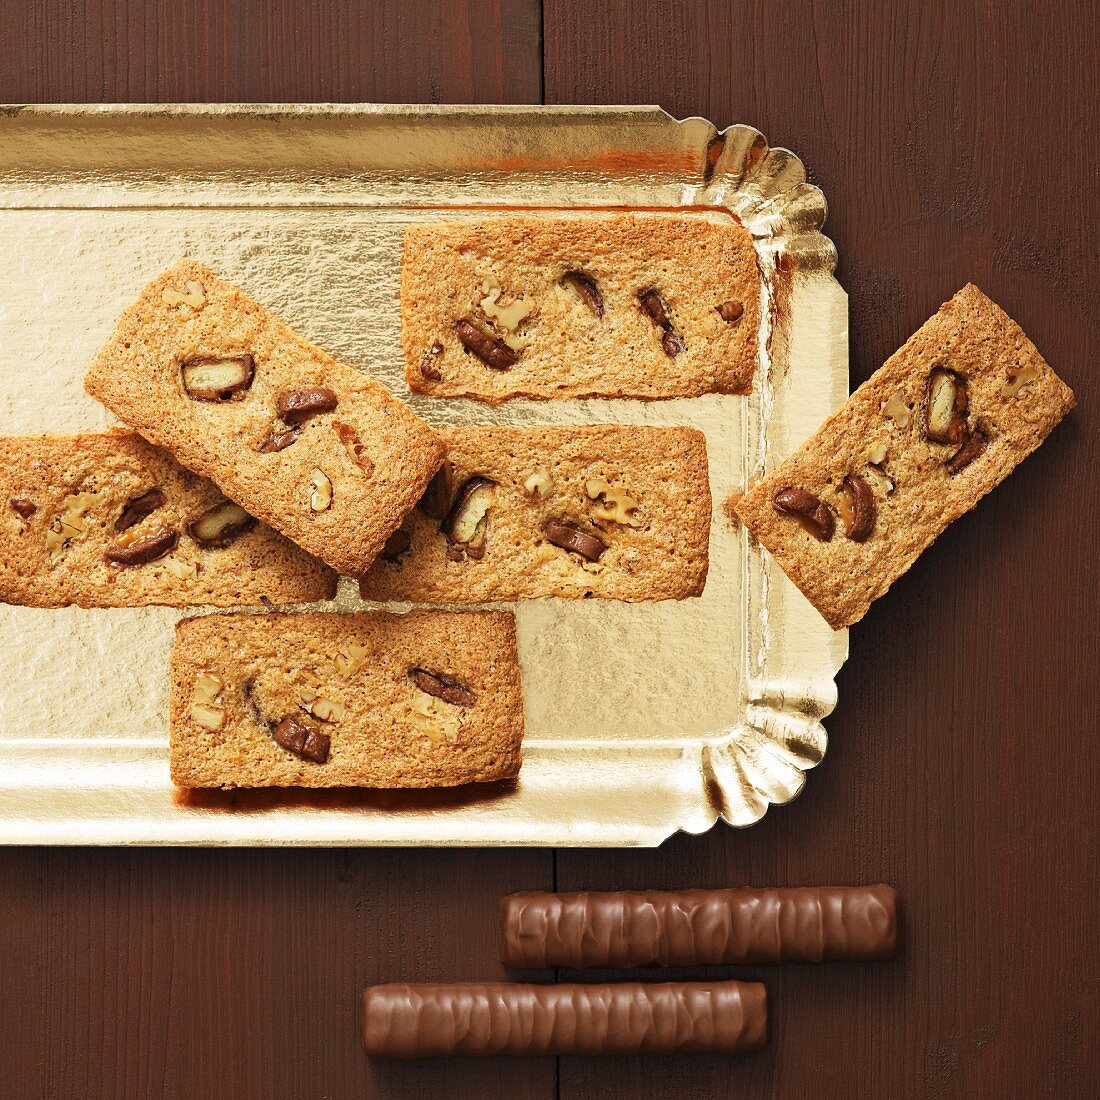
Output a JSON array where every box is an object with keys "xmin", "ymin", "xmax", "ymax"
[
  {"xmin": 736, "ymin": 285, "xmax": 1075, "ymax": 629},
  {"xmin": 402, "ymin": 213, "xmax": 759, "ymax": 402},
  {"xmin": 85, "ymin": 260, "xmax": 446, "ymax": 575},
  {"xmin": 0, "ymin": 430, "xmax": 335, "ymax": 608},
  {"xmin": 360, "ymin": 425, "xmax": 711, "ymax": 602},
  {"xmin": 170, "ymin": 610, "xmax": 524, "ymax": 789}
]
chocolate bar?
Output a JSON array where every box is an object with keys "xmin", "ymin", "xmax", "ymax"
[
  {"xmin": 500, "ymin": 886, "xmax": 900, "ymax": 969},
  {"xmin": 361, "ymin": 981, "xmax": 767, "ymax": 1058}
]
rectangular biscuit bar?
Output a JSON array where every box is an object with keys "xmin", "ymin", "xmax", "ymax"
[
  {"xmin": 0, "ymin": 431, "xmax": 335, "ymax": 608},
  {"xmin": 402, "ymin": 212, "xmax": 759, "ymax": 402},
  {"xmin": 736, "ymin": 284, "xmax": 1075, "ymax": 629},
  {"xmin": 359, "ymin": 425, "xmax": 711, "ymax": 603},
  {"xmin": 170, "ymin": 610, "xmax": 524, "ymax": 788},
  {"xmin": 85, "ymin": 259, "xmax": 445, "ymax": 575}
]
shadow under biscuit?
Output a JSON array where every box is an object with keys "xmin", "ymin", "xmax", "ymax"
[{"xmin": 173, "ymin": 777, "xmax": 520, "ymax": 813}]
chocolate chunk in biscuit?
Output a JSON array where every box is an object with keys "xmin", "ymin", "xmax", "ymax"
[
  {"xmin": 409, "ymin": 667, "xmax": 476, "ymax": 707},
  {"xmin": 272, "ymin": 715, "xmax": 330, "ymax": 763}
]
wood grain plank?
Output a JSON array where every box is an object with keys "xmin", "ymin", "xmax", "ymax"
[
  {"xmin": 1, "ymin": 847, "xmax": 555, "ymax": 1099},
  {"xmin": 3, "ymin": 0, "xmax": 542, "ymax": 103},
  {"xmin": 546, "ymin": 1, "xmax": 1100, "ymax": 1097}
]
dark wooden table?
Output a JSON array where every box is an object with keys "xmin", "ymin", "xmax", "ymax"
[{"xmin": 3, "ymin": 2, "xmax": 1097, "ymax": 1097}]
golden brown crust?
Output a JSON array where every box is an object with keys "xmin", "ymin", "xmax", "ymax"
[
  {"xmin": 736, "ymin": 284, "xmax": 1076, "ymax": 629},
  {"xmin": 84, "ymin": 259, "xmax": 445, "ymax": 575},
  {"xmin": 0, "ymin": 430, "xmax": 335, "ymax": 608},
  {"xmin": 359, "ymin": 425, "xmax": 711, "ymax": 603},
  {"xmin": 401, "ymin": 213, "xmax": 759, "ymax": 402},
  {"xmin": 169, "ymin": 610, "xmax": 524, "ymax": 789}
]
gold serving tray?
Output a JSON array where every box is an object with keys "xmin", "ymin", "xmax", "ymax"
[{"xmin": 0, "ymin": 104, "xmax": 847, "ymax": 846}]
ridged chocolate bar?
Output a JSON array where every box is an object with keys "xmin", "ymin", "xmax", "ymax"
[
  {"xmin": 362, "ymin": 981, "xmax": 767, "ymax": 1058},
  {"xmin": 500, "ymin": 886, "xmax": 900, "ymax": 969}
]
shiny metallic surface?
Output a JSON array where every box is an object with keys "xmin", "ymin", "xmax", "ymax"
[{"xmin": 0, "ymin": 104, "xmax": 847, "ymax": 845}]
